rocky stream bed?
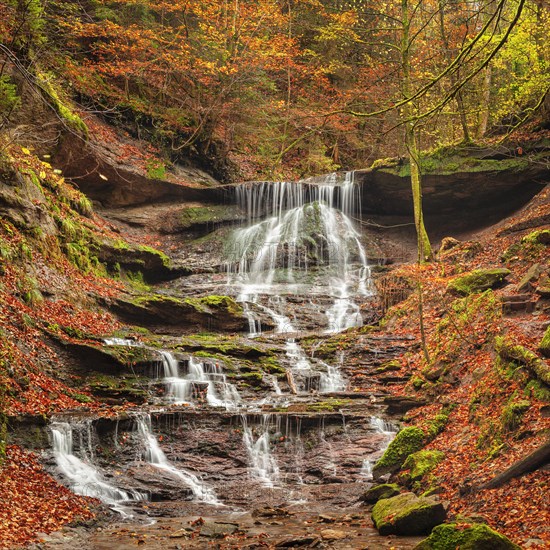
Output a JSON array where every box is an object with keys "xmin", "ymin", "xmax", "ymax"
[{"xmin": 12, "ymin": 174, "xmax": 438, "ymax": 549}]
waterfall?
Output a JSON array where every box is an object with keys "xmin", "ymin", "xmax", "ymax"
[
  {"xmin": 370, "ymin": 416, "xmax": 399, "ymax": 435},
  {"xmin": 241, "ymin": 415, "xmax": 280, "ymax": 487},
  {"xmin": 104, "ymin": 337, "xmax": 142, "ymax": 347},
  {"xmin": 359, "ymin": 417, "xmax": 399, "ymax": 482},
  {"xmin": 360, "ymin": 459, "xmax": 374, "ymax": 480},
  {"xmin": 50, "ymin": 421, "xmax": 146, "ymax": 515},
  {"xmin": 159, "ymin": 351, "xmax": 241, "ymax": 410},
  {"xmin": 227, "ymin": 172, "xmax": 372, "ymax": 392},
  {"xmin": 135, "ymin": 414, "xmax": 220, "ymax": 505}
]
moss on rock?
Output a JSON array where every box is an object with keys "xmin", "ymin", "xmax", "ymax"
[
  {"xmin": 447, "ymin": 268, "xmax": 511, "ymax": 296},
  {"xmin": 501, "ymin": 399, "xmax": 530, "ymax": 432},
  {"xmin": 402, "ymin": 450, "xmax": 445, "ymax": 482},
  {"xmin": 361, "ymin": 483, "xmax": 400, "ymax": 504},
  {"xmin": 197, "ymin": 295, "xmax": 243, "ymax": 316},
  {"xmin": 414, "ymin": 523, "xmax": 520, "ymax": 550},
  {"xmin": 539, "ymin": 325, "xmax": 550, "ymax": 358},
  {"xmin": 373, "ymin": 426, "xmax": 425, "ymax": 478},
  {"xmin": 495, "ymin": 337, "xmax": 550, "ymax": 386},
  {"xmin": 522, "ymin": 229, "xmax": 550, "ymax": 246},
  {"xmin": 371, "ymin": 492, "xmax": 446, "ymax": 536}
]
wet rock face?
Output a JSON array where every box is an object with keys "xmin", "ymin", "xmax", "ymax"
[
  {"xmin": 105, "ymin": 294, "xmax": 248, "ymax": 334},
  {"xmin": 60, "ymin": 410, "xmax": 395, "ymax": 508},
  {"xmin": 354, "ymin": 154, "xmax": 548, "ymax": 231}
]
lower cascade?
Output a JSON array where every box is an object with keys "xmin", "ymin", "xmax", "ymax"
[
  {"xmin": 241, "ymin": 414, "xmax": 280, "ymax": 488},
  {"xmin": 50, "ymin": 421, "xmax": 146, "ymax": 515},
  {"xmin": 134, "ymin": 414, "xmax": 220, "ymax": 506}
]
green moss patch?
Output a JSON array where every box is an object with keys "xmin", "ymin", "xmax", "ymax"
[
  {"xmin": 402, "ymin": 450, "xmax": 445, "ymax": 482},
  {"xmin": 373, "ymin": 426, "xmax": 425, "ymax": 477},
  {"xmin": 447, "ymin": 268, "xmax": 511, "ymax": 296},
  {"xmin": 178, "ymin": 333, "xmax": 273, "ymax": 358},
  {"xmin": 414, "ymin": 523, "xmax": 520, "ymax": 550},
  {"xmin": 305, "ymin": 398, "xmax": 351, "ymax": 412},
  {"xmin": 361, "ymin": 483, "xmax": 400, "ymax": 504}
]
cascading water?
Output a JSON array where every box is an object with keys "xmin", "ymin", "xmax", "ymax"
[
  {"xmin": 241, "ymin": 415, "xmax": 280, "ymax": 488},
  {"xmin": 135, "ymin": 413, "xmax": 220, "ymax": 505},
  {"xmin": 50, "ymin": 421, "xmax": 146, "ymax": 515},
  {"xmin": 360, "ymin": 416, "xmax": 399, "ymax": 481},
  {"xmin": 226, "ymin": 172, "xmax": 370, "ymax": 392},
  {"xmin": 159, "ymin": 351, "xmax": 241, "ymax": 410}
]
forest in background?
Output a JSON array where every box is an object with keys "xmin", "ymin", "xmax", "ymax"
[{"xmin": 0, "ymin": 0, "xmax": 549, "ymax": 181}]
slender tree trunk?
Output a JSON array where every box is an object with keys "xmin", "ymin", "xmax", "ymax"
[
  {"xmin": 438, "ymin": 0, "xmax": 471, "ymax": 143},
  {"xmin": 402, "ymin": 0, "xmax": 432, "ymax": 364},
  {"xmin": 402, "ymin": 0, "xmax": 432, "ymax": 262},
  {"xmin": 478, "ymin": 65, "xmax": 492, "ymax": 138}
]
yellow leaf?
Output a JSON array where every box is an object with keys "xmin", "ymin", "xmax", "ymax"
[{"xmin": 22, "ymin": 147, "xmax": 31, "ymax": 155}]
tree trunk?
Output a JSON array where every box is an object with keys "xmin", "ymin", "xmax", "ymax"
[
  {"xmin": 476, "ymin": 440, "xmax": 550, "ymax": 491},
  {"xmin": 402, "ymin": 0, "xmax": 432, "ymax": 262},
  {"xmin": 478, "ymin": 66, "xmax": 492, "ymax": 138}
]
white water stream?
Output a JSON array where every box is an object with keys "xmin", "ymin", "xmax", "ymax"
[
  {"xmin": 135, "ymin": 413, "xmax": 220, "ymax": 505},
  {"xmin": 241, "ymin": 414, "xmax": 280, "ymax": 488},
  {"xmin": 50, "ymin": 421, "xmax": 146, "ymax": 516},
  {"xmin": 360, "ymin": 416, "xmax": 399, "ymax": 481},
  {"xmin": 159, "ymin": 351, "xmax": 241, "ymax": 410}
]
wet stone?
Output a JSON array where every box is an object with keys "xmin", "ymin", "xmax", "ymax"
[
  {"xmin": 320, "ymin": 529, "xmax": 348, "ymax": 541},
  {"xmin": 199, "ymin": 521, "xmax": 239, "ymax": 538}
]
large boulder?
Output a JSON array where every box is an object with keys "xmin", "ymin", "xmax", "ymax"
[
  {"xmin": 98, "ymin": 240, "xmax": 189, "ymax": 282},
  {"xmin": 414, "ymin": 523, "xmax": 520, "ymax": 550},
  {"xmin": 106, "ymin": 293, "xmax": 247, "ymax": 333},
  {"xmin": 447, "ymin": 268, "xmax": 511, "ymax": 296},
  {"xmin": 371, "ymin": 492, "xmax": 446, "ymax": 536}
]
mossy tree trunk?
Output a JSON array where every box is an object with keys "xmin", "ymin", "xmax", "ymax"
[
  {"xmin": 401, "ymin": 0, "xmax": 432, "ymax": 264},
  {"xmin": 401, "ymin": 0, "xmax": 431, "ymax": 364}
]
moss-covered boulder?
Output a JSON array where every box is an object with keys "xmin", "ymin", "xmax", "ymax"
[
  {"xmin": 371, "ymin": 492, "xmax": 446, "ymax": 536},
  {"xmin": 517, "ymin": 263, "xmax": 545, "ymax": 292},
  {"xmin": 539, "ymin": 325, "xmax": 550, "ymax": 358},
  {"xmin": 523, "ymin": 229, "xmax": 550, "ymax": 246},
  {"xmin": 495, "ymin": 337, "xmax": 550, "ymax": 386},
  {"xmin": 56, "ymin": 340, "xmax": 162, "ymax": 374},
  {"xmin": 414, "ymin": 523, "xmax": 520, "ymax": 550},
  {"xmin": 373, "ymin": 426, "xmax": 425, "ymax": 479},
  {"xmin": 447, "ymin": 268, "xmax": 511, "ymax": 296},
  {"xmin": 361, "ymin": 483, "xmax": 400, "ymax": 504},
  {"xmin": 402, "ymin": 450, "xmax": 445, "ymax": 483}
]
